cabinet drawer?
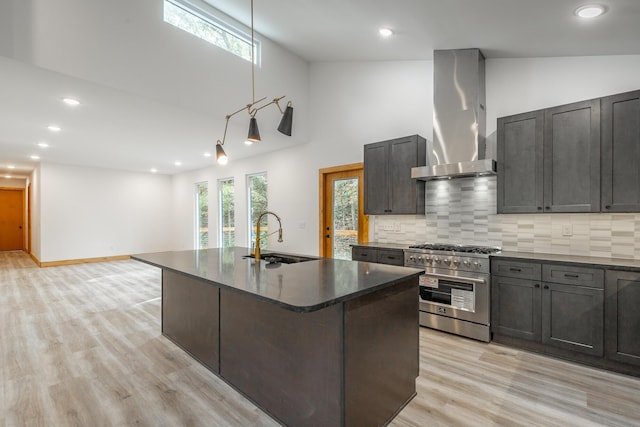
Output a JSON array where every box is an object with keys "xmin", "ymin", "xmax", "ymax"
[
  {"xmin": 542, "ymin": 264, "xmax": 604, "ymax": 288},
  {"xmin": 377, "ymin": 249, "xmax": 404, "ymax": 266},
  {"xmin": 352, "ymin": 247, "xmax": 377, "ymax": 262},
  {"xmin": 492, "ymin": 259, "xmax": 541, "ymax": 280}
]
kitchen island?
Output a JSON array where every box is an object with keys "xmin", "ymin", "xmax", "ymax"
[{"xmin": 132, "ymin": 247, "xmax": 422, "ymax": 427}]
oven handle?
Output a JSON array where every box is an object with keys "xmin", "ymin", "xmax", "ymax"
[{"xmin": 422, "ymin": 272, "xmax": 486, "ymax": 285}]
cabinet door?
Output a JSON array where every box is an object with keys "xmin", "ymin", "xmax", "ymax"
[
  {"xmin": 541, "ymin": 282, "xmax": 603, "ymax": 356},
  {"xmin": 364, "ymin": 142, "xmax": 390, "ymax": 214},
  {"xmin": 388, "ymin": 136, "xmax": 425, "ymax": 214},
  {"xmin": 601, "ymin": 90, "xmax": 640, "ymax": 212},
  {"xmin": 497, "ymin": 110, "xmax": 544, "ymax": 213},
  {"xmin": 377, "ymin": 249, "xmax": 404, "ymax": 266},
  {"xmin": 605, "ymin": 270, "xmax": 640, "ymax": 366},
  {"xmin": 351, "ymin": 246, "xmax": 378, "ymax": 262},
  {"xmin": 543, "ymin": 99, "xmax": 600, "ymax": 212},
  {"xmin": 491, "ymin": 276, "xmax": 541, "ymax": 341}
]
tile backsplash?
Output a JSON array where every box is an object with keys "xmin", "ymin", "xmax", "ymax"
[{"xmin": 373, "ymin": 176, "xmax": 640, "ymax": 260}]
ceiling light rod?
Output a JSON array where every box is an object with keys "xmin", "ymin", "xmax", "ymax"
[{"xmin": 215, "ymin": 0, "xmax": 294, "ymax": 165}]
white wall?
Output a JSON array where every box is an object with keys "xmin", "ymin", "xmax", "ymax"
[
  {"xmin": 39, "ymin": 163, "xmax": 173, "ymax": 262},
  {"xmin": 170, "ymin": 61, "xmax": 433, "ymax": 256},
  {"xmin": 0, "ymin": 177, "xmax": 25, "ymax": 188},
  {"xmin": 171, "ymin": 54, "xmax": 640, "ymax": 258}
]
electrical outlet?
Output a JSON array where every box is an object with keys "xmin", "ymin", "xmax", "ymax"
[{"xmin": 562, "ymin": 224, "xmax": 573, "ymax": 236}]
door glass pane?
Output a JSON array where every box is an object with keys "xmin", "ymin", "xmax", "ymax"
[{"xmin": 333, "ymin": 178, "xmax": 359, "ymax": 260}]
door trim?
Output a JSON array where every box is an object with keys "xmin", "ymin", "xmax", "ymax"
[{"xmin": 318, "ymin": 163, "xmax": 368, "ymax": 257}]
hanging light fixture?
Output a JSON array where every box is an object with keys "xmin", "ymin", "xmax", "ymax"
[{"xmin": 214, "ymin": 0, "xmax": 293, "ymax": 165}]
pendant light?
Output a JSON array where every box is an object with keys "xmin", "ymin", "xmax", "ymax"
[{"xmin": 214, "ymin": 0, "xmax": 293, "ymax": 165}]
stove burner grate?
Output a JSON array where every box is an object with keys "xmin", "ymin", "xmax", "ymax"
[{"xmin": 408, "ymin": 243, "xmax": 501, "ymax": 254}]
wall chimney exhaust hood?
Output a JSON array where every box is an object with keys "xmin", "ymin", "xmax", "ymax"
[{"xmin": 412, "ymin": 48, "xmax": 496, "ymax": 180}]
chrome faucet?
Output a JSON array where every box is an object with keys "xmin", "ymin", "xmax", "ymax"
[{"xmin": 252, "ymin": 211, "xmax": 283, "ymax": 261}]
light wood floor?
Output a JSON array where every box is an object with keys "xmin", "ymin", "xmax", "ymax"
[{"xmin": 2, "ymin": 251, "xmax": 639, "ymax": 427}]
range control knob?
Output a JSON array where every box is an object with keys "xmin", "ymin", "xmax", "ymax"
[
  {"xmin": 463, "ymin": 260, "xmax": 471, "ymax": 267},
  {"xmin": 452, "ymin": 259, "xmax": 460, "ymax": 267},
  {"xmin": 434, "ymin": 257, "xmax": 441, "ymax": 264},
  {"xmin": 417, "ymin": 256, "xmax": 423, "ymax": 262},
  {"xmin": 425, "ymin": 257, "xmax": 433, "ymax": 264},
  {"xmin": 443, "ymin": 258, "xmax": 451, "ymax": 265},
  {"xmin": 408, "ymin": 256, "xmax": 415, "ymax": 262},
  {"xmin": 473, "ymin": 262, "xmax": 481, "ymax": 268}
]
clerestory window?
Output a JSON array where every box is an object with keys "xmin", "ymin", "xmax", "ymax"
[{"xmin": 163, "ymin": 0, "xmax": 257, "ymax": 63}]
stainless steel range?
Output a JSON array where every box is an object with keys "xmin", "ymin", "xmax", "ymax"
[{"xmin": 404, "ymin": 243, "xmax": 501, "ymax": 342}]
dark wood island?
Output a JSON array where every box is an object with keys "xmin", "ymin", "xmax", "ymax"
[{"xmin": 133, "ymin": 247, "xmax": 421, "ymax": 427}]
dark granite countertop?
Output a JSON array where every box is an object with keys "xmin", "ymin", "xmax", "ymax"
[
  {"xmin": 132, "ymin": 247, "xmax": 422, "ymax": 313},
  {"xmin": 493, "ymin": 251, "xmax": 640, "ymax": 271}
]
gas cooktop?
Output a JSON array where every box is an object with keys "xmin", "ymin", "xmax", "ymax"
[{"xmin": 407, "ymin": 243, "xmax": 501, "ymax": 255}]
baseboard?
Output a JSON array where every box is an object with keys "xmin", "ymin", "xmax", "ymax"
[
  {"xmin": 39, "ymin": 255, "xmax": 131, "ymax": 268},
  {"xmin": 29, "ymin": 252, "xmax": 41, "ymax": 267}
]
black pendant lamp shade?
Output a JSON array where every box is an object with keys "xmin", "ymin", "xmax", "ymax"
[
  {"xmin": 216, "ymin": 143, "xmax": 228, "ymax": 165},
  {"xmin": 247, "ymin": 117, "xmax": 261, "ymax": 143},
  {"xmin": 277, "ymin": 102, "xmax": 294, "ymax": 136}
]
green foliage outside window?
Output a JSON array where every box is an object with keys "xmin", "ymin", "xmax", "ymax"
[
  {"xmin": 248, "ymin": 173, "xmax": 268, "ymax": 251},
  {"xmin": 220, "ymin": 179, "xmax": 235, "ymax": 248}
]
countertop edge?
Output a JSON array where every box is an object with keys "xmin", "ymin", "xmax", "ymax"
[{"xmin": 132, "ymin": 254, "xmax": 423, "ymax": 313}]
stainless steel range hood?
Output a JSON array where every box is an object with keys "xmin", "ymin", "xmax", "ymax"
[{"xmin": 412, "ymin": 48, "xmax": 496, "ymax": 180}]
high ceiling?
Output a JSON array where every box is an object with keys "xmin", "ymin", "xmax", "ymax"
[{"xmin": 2, "ymin": 0, "xmax": 640, "ymax": 179}]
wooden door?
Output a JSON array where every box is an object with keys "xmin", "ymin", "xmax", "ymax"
[
  {"xmin": 319, "ymin": 163, "xmax": 368, "ymax": 259},
  {"xmin": 0, "ymin": 188, "xmax": 25, "ymax": 251}
]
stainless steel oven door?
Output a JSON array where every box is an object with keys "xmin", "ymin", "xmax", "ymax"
[{"xmin": 418, "ymin": 270, "xmax": 489, "ymax": 325}]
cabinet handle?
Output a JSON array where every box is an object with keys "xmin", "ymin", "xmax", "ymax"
[
  {"xmin": 564, "ymin": 273, "xmax": 579, "ymax": 278},
  {"xmin": 543, "ymin": 285, "xmax": 549, "ymax": 289},
  {"xmin": 509, "ymin": 267, "xmax": 522, "ymax": 272},
  {"xmin": 605, "ymin": 205, "xmax": 611, "ymax": 209},
  {"xmin": 545, "ymin": 206, "xmax": 550, "ymax": 210},
  {"xmin": 537, "ymin": 207, "xmax": 542, "ymax": 211},
  {"xmin": 534, "ymin": 284, "xmax": 540, "ymax": 288}
]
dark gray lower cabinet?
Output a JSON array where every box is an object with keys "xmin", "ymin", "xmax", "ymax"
[
  {"xmin": 542, "ymin": 282, "xmax": 603, "ymax": 357},
  {"xmin": 605, "ymin": 270, "xmax": 640, "ymax": 366},
  {"xmin": 492, "ymin": 275, "xmax": 541, "ymax": 341},
  {"xmin": 352, "ymin": 246, "xmax": 404, "ymax": 266},
  {"xmin": 492, "ymin": 259, "xmax": 604, "ymax": 357}
]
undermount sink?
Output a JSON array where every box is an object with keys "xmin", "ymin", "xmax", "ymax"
[{"xmin": 244, "ymin": 252, "xmax": 318, "ymax": 264}]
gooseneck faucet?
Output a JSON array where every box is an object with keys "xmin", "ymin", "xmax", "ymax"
[{"xmin": 252, "ymin": 211, "xmax": 283, "ymax": 261}]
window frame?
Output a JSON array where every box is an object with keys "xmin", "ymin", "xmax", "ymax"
[
  {"xmin": 246, "ymin": 172, "xmax": 268, "ymax": 250},
  {"xmin": 218, "ymin": 177, "xmax": 235, "ymax": 248},
  {"xmin": 195, "ymin": 181, "xmax": 209, "ymax": 250}
]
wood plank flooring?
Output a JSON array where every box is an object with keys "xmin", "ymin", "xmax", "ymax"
[{"xmin": 2, "ymin": 251, "xmax": 640, "ymax": 426}]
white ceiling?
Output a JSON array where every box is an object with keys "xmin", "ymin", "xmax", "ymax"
[{"xmin": 2, "ymin": 0, "xmax": 640, "ymax": 179}]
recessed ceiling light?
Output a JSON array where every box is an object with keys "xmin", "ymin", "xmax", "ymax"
[
  {"xmin": 8, "ymin": 165, "xmax": 15, "ymax": 169},
  {"xmin": 575, "ymin": 4, "xmax": 607, "ymax": 18},
  {"xmin": 48, "ymin": 125, "xmax": 61, "ymax": 132},
  {"xmin": 4, "ymin": 175, "xmax": 12, "ymax": 179},
  {"xmin": 204, "ymin": 152, "xmax": 212, "ymax": 158},
  {"xmin": 379, "ymin": 28, "xmax": 393, "ymax": 38},
  {"xmin": 62, "ymin": 97, "xmax": 80, "ymax": 106},
  {"xmin": 150, "ymin": 168, "xmax": 158, "ymax": 173},
  {"xmin": 174, "ymin": 161, "xmax": 182, "ymax": 166},
  {"xmin": 38, "ymin": 142, "xmax": 49, "ymax": 148},
  {"xmin": 30, "ymin": 155, "xmax": 40, "ymax": 160}
]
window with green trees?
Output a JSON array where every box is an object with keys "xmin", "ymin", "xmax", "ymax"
[
  {"xmin": 218, "ymin": 178, "xmax": 235, "ymax": 248},
  {"xmin": 195, "ymin": 181, "xmax": 208, "ymax": 249},
  {"xmin": 163, "ymin": 0, "xmax": 255, "ymax": 63},
  {"xmin": 247, "ymin": 173, "xmax": 268, "ymax": 251}
]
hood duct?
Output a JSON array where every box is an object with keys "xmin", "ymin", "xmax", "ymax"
[{"xmin": 412, "ymin": 48, "xmax": 496, "ymax": 180}]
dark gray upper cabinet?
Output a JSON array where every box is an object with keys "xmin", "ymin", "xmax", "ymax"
[
  {"xmin": 605, "ymin": 270, "xmax": 640, "ymax": 367},
  {"xmin": 544, "ymin": 99, "xmax": 600, "ymax": 212},
  {"xmin": 498, "ymin": 91, "xmax": 640, "ymax": 213},
  {"xmin": 601, "ymin": 90, "xmax": 640, "ymax": 212},
  {"xmin": 497, "ymin": 110, "xmax": 544, "ymax": 213},
  {"xmin": 364, "ymin": 135, "xmax": 426, "ymax": 215}
]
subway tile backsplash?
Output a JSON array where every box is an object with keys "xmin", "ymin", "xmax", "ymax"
[{"xmin": 373, "ymin": 176, "xmax": 640, "ymax": 260}]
